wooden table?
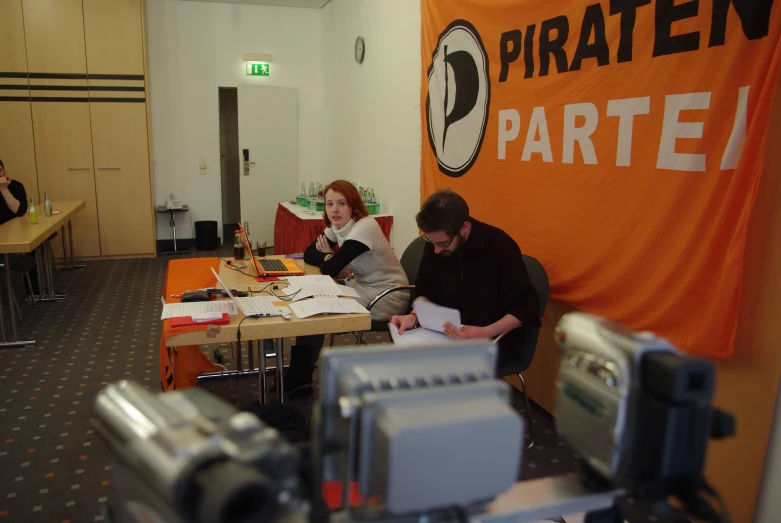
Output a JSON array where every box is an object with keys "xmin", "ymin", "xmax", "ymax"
[
  {"xmin": 0, "ymin": 200, "xmax": 86, "ymax": 347},
  {"xmin": 165, "ymin": 257, "xmax": 370, "ymax": 403}
]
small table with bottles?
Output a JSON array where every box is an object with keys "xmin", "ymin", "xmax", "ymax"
[{"xmin": 274, "ymin": 201, "xmax": 394, "ymax": 255}]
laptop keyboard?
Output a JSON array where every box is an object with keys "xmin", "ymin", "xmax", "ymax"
[
  {"xmin": 235, "ymin": 296, "xmax": 280, "ymax": 316},
  {"xmin": 260, "ymin": 259, "xmax": 287, "ymax": 272}
]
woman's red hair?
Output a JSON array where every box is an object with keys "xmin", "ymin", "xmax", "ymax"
[{"xmin": 322, "ymin": 180, "xmax": 369, "ymax": 227}]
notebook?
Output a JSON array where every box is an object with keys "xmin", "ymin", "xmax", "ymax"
[
  {"xmin": 236, "ymin": 224, "xmax": 306, "ymax": 277},
  {"xmin": 210, "ymin": 267, "xmax": 289, "ymax": 319}
]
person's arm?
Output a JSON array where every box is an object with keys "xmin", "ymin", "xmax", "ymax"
[
  {"xmin": 318, "ymin": 239, "xmax": 369, "ymax": 277},
  {"xmin": 499, "ymin": 238, "xmax": 541, "ymax": 328},
  {"xmin": 443, "ymin": 313, "xmax": 521, "ymax": 340},
  {"xmin": 303, "ymin": 235, "xmax": 337, "ymax": 266}
]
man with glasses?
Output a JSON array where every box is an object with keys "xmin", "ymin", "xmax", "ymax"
[{"xmin": 391, "ymin": 189, "xmax": 540, "ymax": 371}]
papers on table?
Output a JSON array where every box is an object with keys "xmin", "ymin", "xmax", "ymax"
[
  {"xmin": 413, "ymin": 298, "xmax": 462, "ymax": 333},
  {"xmin": 283, "ymin": 283, "xmax": 362, "ymax": 301},
  {"xmin": 286, "ymin": 275, "xmax": 340, "ymax": 294},
  {"xmin": 388, "ymin": 323, "xmax": 451, "ymax": 345},
  {"xmin": 288, "ymin": 298, "xmax": 369, "ymax": 319},
  {"xmin": 161, "ymin": 300, "xmax": 238, "ymax": 320}
]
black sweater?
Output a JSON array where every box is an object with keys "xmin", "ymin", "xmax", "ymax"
[{"xmin": 0, "ymin": 180, "xmax": 28, "ymax": 225}]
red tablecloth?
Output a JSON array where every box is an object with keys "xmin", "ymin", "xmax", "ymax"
[{"xmin": 274, "ymin": 203, "xmax": 394, "ymax": 255}]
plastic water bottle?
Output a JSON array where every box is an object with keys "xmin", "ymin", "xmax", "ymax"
[
  {"xmin": 28, "ymin": 198, "xmax": 38, "ymax": 224},
  {"xmin": 44, "ymin": 191, "xmax": 52, "ymax": 217}
]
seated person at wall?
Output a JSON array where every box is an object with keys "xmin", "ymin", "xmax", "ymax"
[
  {"xmin": 0, "ymin": 158, "xmax": 39, "ymax": 295},
  {"xmin": 284, "ymin": 180, "xmax": 410, "ymax": 397},
  {"xmin": 0, "ymin": 159, "xmax": 28, "ymax": 225},
  {"xmin": 390, "ymin": 189, "xmax": 540, "ymax": 373}
]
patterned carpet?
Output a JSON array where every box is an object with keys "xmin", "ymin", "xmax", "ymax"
[{"xmin": 0, "ymin": 247, "xmax": 672, "ymax": 522}]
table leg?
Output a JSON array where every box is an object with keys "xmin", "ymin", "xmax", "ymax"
[
  {"xmin": 258, "ymin": 340, "xmax": 267, "ymax": 405},
  {"xmin": 28, "ymin": 244, "xmax": 66, "ymax": 303},
  {"xmin": 57, "ymin": 222, "xmax": 86, "ymax": 271},
  {"xmin": 1, "ymin": 254, "xmax": 35, "ymax": 348},
  {"xmin": 276, "ymin": 337, "xmax": 285, "ymax": 403}
]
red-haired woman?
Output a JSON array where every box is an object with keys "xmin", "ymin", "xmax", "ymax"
[{"xmin": 285, "ymin": 180, "xmax": 409, "ymax": 396}]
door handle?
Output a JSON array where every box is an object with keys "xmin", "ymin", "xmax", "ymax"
[
  {"xmin": 97, "ymin": 167, "xmax": 121, "ymax": 170},
  {"xmin": 67, "ymin": 167, "xmax": 91, "ymax": 171}
]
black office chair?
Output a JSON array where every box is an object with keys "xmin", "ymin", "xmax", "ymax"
[
  {"xmin": 493, "ymin": 254, "xmax": 549, "ymax": 449},
  {"xmin": 328, "ymin": 236, "xmax": 425, "ymax": 347}
]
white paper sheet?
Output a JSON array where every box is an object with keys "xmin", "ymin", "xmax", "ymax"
[
  {"xmin": 388, "ymin": 323, "xmax": 452, "ymax": 345},
  {"xmin": 413, "ymin": 298, "xmax": 462, "ymax": 333},
  {"xmin": 286, "ymin": 283, "xmax": 363, "ymax": 301},
  {"xmin": 161, "ymin": 301, "xmax": 238, "ymax": 320},
  {"xmin": 288, "ymin": 298, "xmax": 369, "ymax": 319}
]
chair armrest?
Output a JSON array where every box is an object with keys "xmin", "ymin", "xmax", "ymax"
[{"xmin": 367, "ymin": 285, "xmax": 416, "ymax": 312}]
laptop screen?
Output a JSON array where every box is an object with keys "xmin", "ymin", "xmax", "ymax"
[{"xmin": 210, "ymin": 267, "xmax": 239, "ymax": 304}]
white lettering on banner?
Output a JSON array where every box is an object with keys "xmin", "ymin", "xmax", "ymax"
[
  {"xmin": 498, "ymin": 109, "xmax": 520, "ymax": 159},
  {"xmin": 522, "ymin": 106, "xmax": 553, "ymax": 162},
  {"xmin": 606, "ymin": 97, "xmax": 651, "ymax": 167},
  {"xmin": 720, "ymin": 86, "xmax": 749, "ymax": 170},
  {"xmin": 496, "ymin": 86, "xmax": 749, "ymax": 170},
  {"xmin": 657, "ymin": 92, "xmax": 711, "ymax": 172},
  {"xmin": 563, "ymin": 103, "xmax": 599, "ymax": 165}
]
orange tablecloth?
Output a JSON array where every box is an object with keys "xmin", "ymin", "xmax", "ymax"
[
  {"xmin": 274, "ymin": 203, "xmax": 394, "ymax": 255},
  {"xmin": 159, "ymin": 258, "xmax": 223, "ymax": 391}
]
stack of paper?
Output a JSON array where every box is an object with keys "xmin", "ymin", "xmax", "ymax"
[
  {"xmin": 161, "ymin": 301, "xmax": 238, "ymax": 320},
  {"xmin": 388, "ymin": 299, "xmax": 478, "ymax": 346},
  {"xmin": 288, "ymin": 298, "xmax": 369, "ymax": 319},
  {"xmin": 283, "ymin": 281, "xmax": 362, "ymax": 301}
]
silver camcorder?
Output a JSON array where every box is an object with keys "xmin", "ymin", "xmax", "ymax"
[{"xmin": 92, "ymin": 313, "xmax": 734, "ymax": 523}]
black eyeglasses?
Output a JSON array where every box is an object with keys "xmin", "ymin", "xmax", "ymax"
[{"xmin": 421, "ymin": 233, "xmax": 455, "ymax": 248}]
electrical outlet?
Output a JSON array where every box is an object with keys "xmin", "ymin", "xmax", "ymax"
[{"xmin": 199, "ymin": 157, "xmax": 207, "ymax": 172}]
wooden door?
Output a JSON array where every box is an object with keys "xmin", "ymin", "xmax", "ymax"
[
  {"xmin": 0, "ymin": 0, "xmax": 38, "ymax": 200},
  {"xmin": 83, "ymin": 0, "xmax": 144, "ymax": 76},
  {"xmin": 91, "ymin": 102, "xmax": 154, "ymax": 256},
  {"xmin": 31, "ymin": 102, "xmax": 100, "ymax": 257},
  {"xmin": 22, "ymin": 0, "xmax": 87, "ymax": 74}
]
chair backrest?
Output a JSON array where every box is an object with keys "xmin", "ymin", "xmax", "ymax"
[
  {"xmin": 522, "ymin": 254, "xmax": 549, "ymax": 316},
  {"xmin": 496, "ymin": 254, "xmax": 549, "ymax": 377},
  {"xmin": 400, "ymin": 236, "xmax": 426, "ymax": 285}
]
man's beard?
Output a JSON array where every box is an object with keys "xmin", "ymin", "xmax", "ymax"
[{"xmin": 438, "ymin": 233, "xmax": 465, "ymax": 257}]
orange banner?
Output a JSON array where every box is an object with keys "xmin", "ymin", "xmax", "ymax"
[{"xmin": 421, "ymin": 0, "xmax": 781, "ymax": 358}]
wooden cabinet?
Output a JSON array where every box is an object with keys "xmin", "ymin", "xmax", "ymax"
[
  {"xmin": 0, "ymin": 0, "xmax": 38, "ymax": 200},
  {"xmin": 22, "ymin": 0, "xmax": 88, "ymax": 74},
  {"xmin": 91, "ymin": 102, "xmax": 154, "ymax": 255},
  {"xmin": 31, "ymin": 103, "xmax": 101, "ymax": 257},
  {"xmin": 0, "ymin": 0, "xmax": 29, "ymax": 72},
  {"xmin": 9, "ymin": 0, "xmax": 155, "ymax": 259},
  {"xmin": 83, "ymin": 0, "xmax": 144, "ymax": 76}
]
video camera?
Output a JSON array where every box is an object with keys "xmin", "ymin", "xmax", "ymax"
[{"xmin": 91, "ymin": 313, "xmax": 735, "ymax": 523}]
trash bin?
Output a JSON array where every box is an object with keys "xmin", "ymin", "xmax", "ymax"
[{"xmin": 194, "ymin": 221, "xmax": 220, "ymax": 251}]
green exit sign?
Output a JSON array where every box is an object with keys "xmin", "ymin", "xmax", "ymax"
[{"xmin": 246, "ymin": 63, "xmax": 270, "ymax": 76}]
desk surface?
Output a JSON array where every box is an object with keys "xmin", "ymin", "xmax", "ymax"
[
  {"xmin": 0, "ymin": 200, "xmax": 86, "ymax": 254},
  {"xmin": 164, "ymin": 257, "xmax": 371, "ymax": 346}
]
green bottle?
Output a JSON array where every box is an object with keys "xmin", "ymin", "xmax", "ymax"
[
  {"xmin": 44, "ymin": 191, "xmax": 52, "ymax": 217},
  {"xmin": 28, "ymin": 198, "xmax": 38, "ymax": 225}
]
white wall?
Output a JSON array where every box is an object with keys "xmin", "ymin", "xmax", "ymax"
[
  {"xmin": 145, "ymin": 0, "xmax": 325, "ymax": 240},
  {"xmin": 320, "ymin": 0, "xmax": 422, "ymax": 252},
  {"xmin": 757, "ymin": 384, "xmax": 781, "ymax": 521}
]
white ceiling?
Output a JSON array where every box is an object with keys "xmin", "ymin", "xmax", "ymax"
[{"xmin": 181, "ymin": 0, "xmax": 331, "ymax": 8}]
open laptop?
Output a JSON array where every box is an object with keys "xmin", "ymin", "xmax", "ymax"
[
  {"xmin": 236, "ymin": 224, "xmax": 306, "ymax": 277},
  {"xmin": 210, "ymin": 267, "xmax": 290, "ymax": 319}
]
